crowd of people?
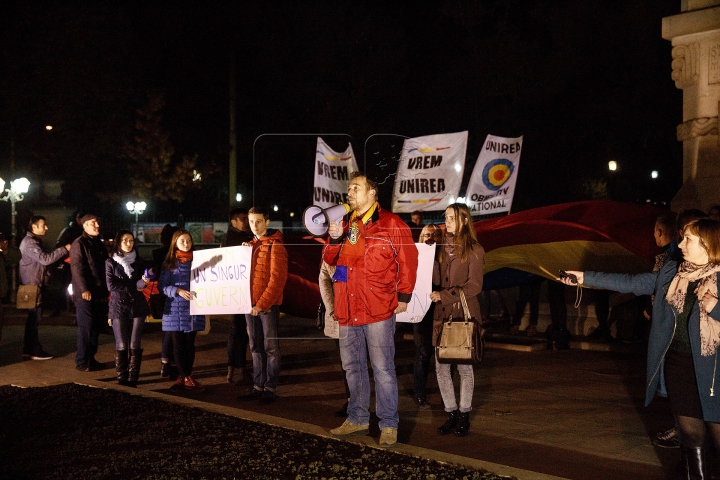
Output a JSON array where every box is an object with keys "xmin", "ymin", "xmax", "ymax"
[{"xmin": 9, "ymin": 177, "xmax": 720, "ymax": 471}]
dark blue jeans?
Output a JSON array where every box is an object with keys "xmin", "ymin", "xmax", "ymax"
[
  {"xmin": 246, "ymin": 306, "xmax": 280, "ymax": 391},
  {"xmin": 75, "ymin": 299, "xmax": 108, "ymax": 366}
]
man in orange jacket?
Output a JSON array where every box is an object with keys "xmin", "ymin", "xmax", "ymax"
[{"xmin": 238, "ymin": 206, "xmax": 288, "ymax": 405}]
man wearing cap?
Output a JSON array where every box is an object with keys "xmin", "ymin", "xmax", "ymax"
[
  {"xmin": 19, "ymin": 216, "xmax": 71, "ymax": 360},
  {"xmin": 70, "ymin": 214, "xmax": 109, "ymax": 371}
]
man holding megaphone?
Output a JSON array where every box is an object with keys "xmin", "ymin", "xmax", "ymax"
[{"xmin": 323, "ymin": 171, "xmax": 418, "ymax": 448}]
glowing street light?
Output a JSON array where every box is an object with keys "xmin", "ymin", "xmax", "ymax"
[
  {"xmin": 608, "ymin": 161, "xmax": 618, "ymax": 171},
  {"xmin": 0, "ymin": 176, "xmax": 31, "ymax": 301},
  {"xmin": 651, "ymin": 170, "xmax": 658, "ymax": 179},
  {"xmin": 126, "ymin": 201, "xmax": 147, "ymax": 237},
  {"xmin": 0, "ymin": 177, "xmax": 31, "ymax": 240}
]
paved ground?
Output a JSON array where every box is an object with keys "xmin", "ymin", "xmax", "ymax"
[{"xmin": 0, "ymin": 307, "xmax": 679, "ymax": 480}]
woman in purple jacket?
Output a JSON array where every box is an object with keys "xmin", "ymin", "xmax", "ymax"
[{"xmin": 105, "ymin": 230, "xmax": 151, "ymax": 387}]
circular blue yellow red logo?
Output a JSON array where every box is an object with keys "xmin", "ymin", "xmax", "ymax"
[{"xmin": 481, "ymin": 158, "xmax": 514, "ymax": 191}]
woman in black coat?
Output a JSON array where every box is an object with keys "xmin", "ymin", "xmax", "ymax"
[{"xmin": 106, "ymin": 229, "xmax": 151, "ymax": 386}]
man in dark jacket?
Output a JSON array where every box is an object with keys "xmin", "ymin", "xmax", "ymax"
[
  {"xmin": 19, "ymin": 216, "xmax": 70, "ymax": 360},
  {"xmin": 70, "ymin": 213, "xmax": 109, "ymax": 371},
  {"xmin": 222, "ymin": 208, "xmax": 253, "ymax": 384}
]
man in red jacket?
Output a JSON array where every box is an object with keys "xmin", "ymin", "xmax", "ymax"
[
  {"xmin": 238, "ymin": 206, "xmax": 288, "ymax": 405},
  {"xmin": 324, "ymin": 172, "xmax": 418, "ymax": 448}
]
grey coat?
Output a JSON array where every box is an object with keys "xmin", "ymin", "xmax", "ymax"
[{"xmin": 19, "ymin": 233, "xmax": 68, "ymax": 285}]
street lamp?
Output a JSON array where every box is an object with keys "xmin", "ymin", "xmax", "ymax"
[
  {"xmin": 0, "ymin": 177, "xmax": 30, "ymax": 301},
  {"xmin": 0, "ymin": 177, "xmax": 31, "ymax": 241},
  {"xmin": 126, "ymin": 201, "xmax": 147, "ymax": 238}
]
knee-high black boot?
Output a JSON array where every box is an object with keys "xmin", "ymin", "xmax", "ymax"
[
  {"xmin": 682, "ymin": 446, "xmax": 706, "ymax": 480},
  {"xmin": 115, "ymin": 350, "xmax": 129, "ymax": 385},
  {"xmin": 128, "ymin": 349, "xmax": 143, "ymax": 387}
]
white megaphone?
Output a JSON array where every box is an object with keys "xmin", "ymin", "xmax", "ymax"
[{"xmin": 303, "ymin": 203, "xmax": 350, "ymax": 237}]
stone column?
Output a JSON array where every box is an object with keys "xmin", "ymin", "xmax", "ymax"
[{"xmin": 663, "ymin": 1, "xmax": 720, "ymax": 212}]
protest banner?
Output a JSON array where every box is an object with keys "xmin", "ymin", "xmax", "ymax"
[
  {"xmin": 189, "ymin": 245, "xmax": 252, "ymax": 315},
  {"xmin": 313, "ymin": 137, "xmax": 358, "ymax": 208},
  {"xmin": 391, "ymin": 131, "xmax": 468, "ymax": 213},
  {"xmin": 396, "ymin": 242, "xmax": 435, "ymax": 323},
  {"xmin": 465, "ymin": 134, "xmax": 523, "ymax": 215}
]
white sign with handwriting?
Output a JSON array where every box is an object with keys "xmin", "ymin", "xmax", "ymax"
[{"xmin": 189, "ymin": 245, "xmax": 252, "ymax": 315}]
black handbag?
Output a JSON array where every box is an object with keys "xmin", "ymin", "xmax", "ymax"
[
  {"xmin": 316, "ymin": 301, "xmax": 326, "ymax": 330},
  {"xmin": 435, "ymin": 289, "xmax": 485, "ymax": 364}
]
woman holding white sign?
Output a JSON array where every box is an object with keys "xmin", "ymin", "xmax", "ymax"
[
  {"xmin": 159, "ymin": 229, "xmax": 206, "ymax": 393},
  {"xmin": 429, "ymin": 203, "xmax": 484, "ymax": 437}
]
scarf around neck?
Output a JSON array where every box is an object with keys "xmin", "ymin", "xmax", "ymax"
[
  {"xmin": 666, "ymin": 261, "xmax": 720, "ymax": 356},
  {"xmin": 176, "ymin": 250, "xmax": 193, "ymax": 263},
  {"xmin": 113, "ymin": 250, "xmax": 136, "ymax": 278}
]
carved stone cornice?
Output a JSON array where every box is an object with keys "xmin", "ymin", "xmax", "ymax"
[
  {"xmin": 671, "ymin": 43, "xmax": 700, "ymax": 88},
  {"xmin": 677, "ymin": 116, "xmax": 719, "ymax": 141}
]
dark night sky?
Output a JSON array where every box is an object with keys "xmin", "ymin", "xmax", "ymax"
[{"xmin": 0, "ymin": 1, "xmax": 682, "ymax": 227}]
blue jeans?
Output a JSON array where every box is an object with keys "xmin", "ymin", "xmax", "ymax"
[
  {"xmin": 339, "ymin": 316, "xmax": 399, "ymax": 429},
  {"xmin": 245, "ymin": 306, "xmax": 280, "ymax": 391},
  {"xmin": 111, "ymin": 316, "xmax": 145, "ymax": 350},
  {"xmin": 436, "ymin": 363, "xmax": 474, "ymax": 413},
  {"xmin": 75, "ymin": 299, "xmax": 108, "ymax": 366}
]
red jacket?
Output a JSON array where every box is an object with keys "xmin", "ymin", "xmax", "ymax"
[
  {"xmin": 249, "ymin": 229, "xmax": 288, "ymax": 311},
  {"xmin": 323, "ymin": 205, "xmax": 418, "ymax": 326}
]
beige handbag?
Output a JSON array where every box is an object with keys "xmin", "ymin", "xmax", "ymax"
[
  {"xmin": 16, "ymin": 284, "xmax": 41, "ymax": 309},
  {"xmin": 435, "ymin": 289, "xmax": 485, "ymax": 364}
]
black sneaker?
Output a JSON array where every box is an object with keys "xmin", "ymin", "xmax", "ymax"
[
  {"xmin": 414, "ymin": 397, "xmax": 431, "ymax": 410},
  {"xmin": 30, "ymin": 350, "xmax": 53, "ymax": 361},
  {"xmin": 259, "ymin": 389, "xmax": 276, "ymax": 405},
  {"xmin": 238, "ymin": 387, "xmax": 263, "ymax": 401},
  {"xmin": 76, "ymin": 363, "xmax": 91, "ymax": 372}
]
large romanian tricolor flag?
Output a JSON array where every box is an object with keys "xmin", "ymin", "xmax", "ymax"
[
  {"xmin": 477, "ymin": 200, "xmax": 664, "ymax": 290},
  {"xmin": 279, "ymin": 200, "xmax": 665, "ymax": 316}
]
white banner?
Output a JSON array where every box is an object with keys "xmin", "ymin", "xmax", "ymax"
[
  {"xmin": 396, "ymin": 243, "xmax": 435, "ymax": 323},
  {"xmin": 391, "ymin": 131, "xmax": 468, "ymax": 213},
  {"xmin": 313, "ymin": 137, "xmax": 358, "ymax": 208},
  {"xmin": 465, "ymin": 134, "xmax": 523, "ymax": 215},
  {"xmin": 189, "ymin": 246, "xmax": 252, "ymax": 315}
]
